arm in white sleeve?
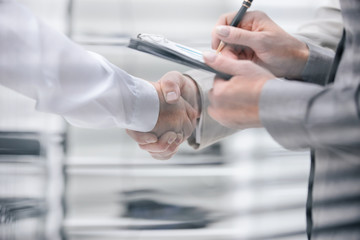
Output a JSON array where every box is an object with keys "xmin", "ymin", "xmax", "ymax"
[{"xmin": 0, "ymin": 1, "xmax": 159, "ymax": 132}]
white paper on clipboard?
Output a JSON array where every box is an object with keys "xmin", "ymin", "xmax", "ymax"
[{"xmin": 128, "ymin": 33, "xmax": 232, "ymax": 80}]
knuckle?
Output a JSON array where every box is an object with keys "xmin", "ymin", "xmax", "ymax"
[
  {"xmin": 168, "ymin": 71, "xmax": 182, "ymax": 79},
  {"xmin": 219, "ymin": 13, "xmax": 228, "ymax": 21},
  {"xmin": 253, "ymin": 10, "xmax": 266, "ymax": 18},
  {"xmin": 226, "ymin": 11, "xmax": 236, "ymax": 23},
  {"xmin": 162, "ymin": 71, "xmax": 180, "ymax": 83},
  {"xmin": 256, "ymin": 32, "xmax": 266, "ymax": 41},
  {"xmin": 162, "ymin": 77, "xmax": 174, "ymax": 86}
]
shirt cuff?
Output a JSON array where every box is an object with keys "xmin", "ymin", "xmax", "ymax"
[
  {"xmin": 259, "ymin": 78, "xmax": 323, "ymax": 150},
  {"xmin": 184, "ymin": 70, "xmax": 213, "ymax": 148},
  {"xmin": 131, "ymin": 78, "xmax": 159, "ymax": 132},
  {"xmin": 184, "ymin": 69, "xmax": 237, "ymax": 149},
  {"xmin": 301, "ymin": 41, "xmax": 335, "ymax": 85}
]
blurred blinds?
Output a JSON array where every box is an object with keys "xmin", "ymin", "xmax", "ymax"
[
  {"xmin": 1, "ymin": 1, "xmax": 332, "ymax": 240},
  {"xmin": 0, "ymin": 1, "xmax": 67, "ymax": 240},
  {"xmin": 64, "ymin": 1, "xmax": 319, "ymax": 240}
]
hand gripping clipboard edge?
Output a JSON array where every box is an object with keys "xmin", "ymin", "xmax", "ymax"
[{"xmin": 128, "ymin": 38, "xmax": 232, "ymax": 80}]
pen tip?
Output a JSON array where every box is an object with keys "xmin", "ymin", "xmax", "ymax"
[{"xmin": 216, "ymin": 41, "xmax": 225, "ymax": 54}]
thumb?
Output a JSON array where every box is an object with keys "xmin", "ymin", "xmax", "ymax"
[{"xmin": 160, "ymin": 71, "xmax": 186, "ymax": 104}]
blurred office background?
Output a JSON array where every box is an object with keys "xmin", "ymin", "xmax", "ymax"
[{"xmin": 0, "ymin": 0, "xmax": 326, "ymax": 239}]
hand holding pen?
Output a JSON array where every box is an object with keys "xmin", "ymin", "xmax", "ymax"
[
  {"xmin": 216, "ymin": 0, "xmax": 254, "ymax": 53},
  {"xmin": 210, "ymin": 10, "xmax": 310, "ymax": 79}
]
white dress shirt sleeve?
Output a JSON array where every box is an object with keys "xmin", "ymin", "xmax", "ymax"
[{"xmin": 0, "ymin": 0, "xmax": 159, "ymax": 132}]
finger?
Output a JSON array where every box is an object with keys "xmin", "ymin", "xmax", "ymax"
[
  {"xmin": 150, "ymin": 133, "xmax": 183, "ymax": 160},
  {"xmin": 219, "ymin": 45, "xmax": 239, "ymax": 59},
  {"xmin": 212, "ymin": 31, "xmax": 222, "ymax": 51},
  {"xmin": 150, "ymin": 149, "xmax": 178, "ymax": 160},
  {"xmin": 203, "ymin": 51, "xmax": 252, "ymax": 76},
  {"xmin": 126, "ymin": 129, "xmax": 158, "ymax": 144},
  {"xmin": 149, "ymin": 134, "xmax": 182, "ymax": 160},
  {"xmin": 139, "ymin": 131, "xmax": 178, "ymax": 153},
  {"xmin": 217, "ymin": 11, "xmax": 238, "ymax": 27},
  {"xmin": 212, "ymin": 11, "xmax": 238, "ymax": 49},
  {"xmin": 215, "ymin": 25, "xmax": 258, "ymax": 50},
  {"xmin": 175, "ymin": 133, "xmax": 184, "ymax": 145},
  {"xmin": 160, "ymin": 71, "xmax": 187, "ymax": 104}
]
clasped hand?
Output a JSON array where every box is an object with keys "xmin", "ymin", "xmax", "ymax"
[
  {"xmin": 127, "ymin": 11, "xmax": 310, "ymax": 159},
  {"xmin": 126, "ymin": 71, "xmax": 201, "ymax": 160}
]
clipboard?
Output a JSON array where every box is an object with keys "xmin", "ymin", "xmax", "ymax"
[{"xmin": 128, "ymin": 34, "xmax": 232, "ymax": 80}]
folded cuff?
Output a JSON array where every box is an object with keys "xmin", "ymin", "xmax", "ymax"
[{"xmin": 301, "ymin": 41, "xmax": 335, "ymax": 85}]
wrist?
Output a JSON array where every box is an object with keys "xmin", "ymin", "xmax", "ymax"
[
  {"xmin": 253, "ymin": 77, "xmax": 271, "ymax": 128},
  {"xmin": 182, "ymin": 74, "xmax": 202, "ymax": 119},
  {"xmin": 289, "ymin": 39, "xmax": 310, "ymax": 79},
  {"xmin": 149, "ymin": 81, "xmax": 166, "ymax": 134}
]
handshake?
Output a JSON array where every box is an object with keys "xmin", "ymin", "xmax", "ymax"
[
  {"xmin": 126, "ymin": 71, "xmax": 202, "ymax": 160},
  {"xmin": 127, "ymin": 11, "xmax": 311, "ymax": 159}
]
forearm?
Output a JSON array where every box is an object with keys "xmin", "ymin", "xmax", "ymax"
[
  {"xmin": 260, "ymin": 79, "xmax": 360, "ymax": 150},
  {"xmin": 0, "ymin": 1, "xmax": 159, "ymax": 131}
]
